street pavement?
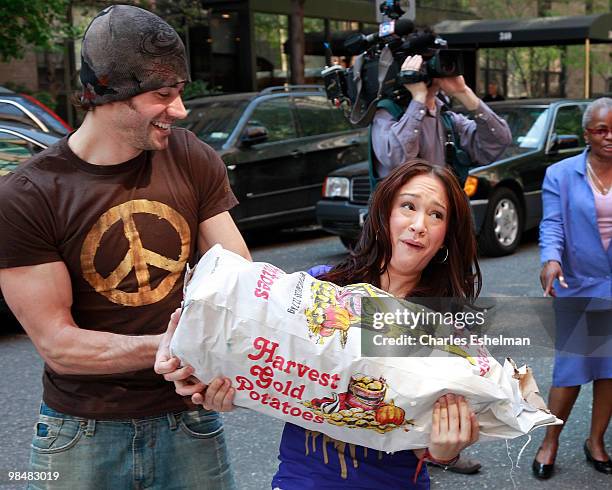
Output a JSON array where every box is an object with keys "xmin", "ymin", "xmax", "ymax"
[{"xmin": 0, "ymin": 230, "xmax": 609, "ymax": 489}]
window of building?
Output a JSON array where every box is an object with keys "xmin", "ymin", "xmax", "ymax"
[
  {"xmin": 482, "ymin": 47, "xmax": 564, "ymax": 98},
  {"xmin": 327, "ymin": 20, "xmax": 365, "ymax": 68},
  {"xmin": 254, "ymin": 13, "xmax": 290, "ymax": 90},
  {"xmin": 304, "ymin": 18, "xmax": 326, "ymax": 84},
  {"xmin": 209, "ymin": 11, "xmax": 240, "ymax": 93},
  {"xmin": 478, "ymin": 48, "xmax": 508, "ymax": 98},
  {"xmin": 329, "ymin": 20, "xmax": 360, "ymax": 32},
  {"xmin": 188, "ymin": 22, "xmax": 212, "ymax": 87}
]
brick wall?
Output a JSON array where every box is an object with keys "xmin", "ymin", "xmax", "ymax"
[{"xmin": 0, "ymin": 51, "xmax": 38, "ymax": 92}]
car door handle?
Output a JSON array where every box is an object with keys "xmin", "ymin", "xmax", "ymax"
[
  {"xmin": 290, "ymin": 150, "xmax": 303, "ymax": 158},
  {"xmin": 227, "ymin": 164, "xmax": 236, "ymax": 170}
]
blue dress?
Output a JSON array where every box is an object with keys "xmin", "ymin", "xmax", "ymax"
[
  {"xmin": 540, "ymin": 150, "xmax": 612, "ymax": 387},
  {"xmin": 271, "ymin": 266, "xmax": 429, "ymax": 489}
]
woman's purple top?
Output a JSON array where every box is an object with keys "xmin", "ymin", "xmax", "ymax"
[{"xmin": 271, "ymin": 265, "xmax": 429, "ymax": 489}]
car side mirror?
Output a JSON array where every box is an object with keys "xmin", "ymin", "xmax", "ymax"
[
  {"xmin": 241, "ymin": 125, "xmax": 268, "ymax": 147},
  {"xmin": 546, "ymin": 133, "xmax": 580, "ymax": 154}
]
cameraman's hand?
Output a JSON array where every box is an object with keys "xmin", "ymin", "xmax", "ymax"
[
  {"xmin": 438, "ymin": 76, "xmax": 479, "ymax": 111},
  {"xmin": 400, "ymin": 55, "xmax": 427, "ymax": 103},
  {"xmin": 437, "ymin": 76, "xmax": 468, "ymax": 96}
]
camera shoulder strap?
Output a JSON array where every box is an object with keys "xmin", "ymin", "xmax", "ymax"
[
  {"xmin": 375, "ymin": 98, "xmax": 404, "ymax": 120},
  {"xmin": 367, "ymin": 98, "xmax": 405, "ymax": 192},
  {"xmin": 440, "ymin": 108, "xmax": 472, "ymax": 185},
  {"xmin": 440, "ymin": 109, "xmax": 456, "ymax": 164}
]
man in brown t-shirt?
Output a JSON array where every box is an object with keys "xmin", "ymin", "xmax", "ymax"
[{"xmin": 0, "ymin": 5, "xmax": 249, "ymax": 489}]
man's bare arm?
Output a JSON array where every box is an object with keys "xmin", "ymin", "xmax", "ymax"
[
  {"xmin": 0, "ymin": 261, "xmax": 161, "ymax": 375},
  {"xmin": 197, "ymin": 211, "xmax": 251, "ymax": 259},
  {"xmin": 153, "ymin": 210, "xmax": 248, "ymax": 409}
]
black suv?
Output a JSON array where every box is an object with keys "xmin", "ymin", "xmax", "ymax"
[
  {"xmin": 179, "ymin": 86, "xmax": 368, "ymax": 231},
  {"xmin": 316, "ymin": 98, "xmax": 589, "ymax": 255}
]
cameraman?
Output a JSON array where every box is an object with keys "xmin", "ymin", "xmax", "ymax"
[
  {"xmin": 371, "ymin": 54, "xmax": 511, "ymax": 182},
  {"xmin": 370, "ymin": 54, "xmax": 510, "ymax": 476}
]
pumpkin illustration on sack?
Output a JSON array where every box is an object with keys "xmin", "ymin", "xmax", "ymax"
[
  {"xmin": 303, "ymin": 372, "xmax": 414, "ymax": 434},
  {"xmin": 375, "ymin": 400, "xmax": 405, "ymax": 425}
]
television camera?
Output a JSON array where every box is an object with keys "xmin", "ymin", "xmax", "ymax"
[{"xmin": 322, "ymin": 0, "xmax": 464, "ymax": 125}]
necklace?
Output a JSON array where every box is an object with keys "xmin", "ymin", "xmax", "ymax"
[{"xmin": 586, "ymin": 160, "xmax": 610, "ymax": 195}]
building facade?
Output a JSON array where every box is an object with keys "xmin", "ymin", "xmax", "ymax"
[
  {"xmin": 194, "ymin": 0, "xmax": 475, "ymax": 93},
  {"xmin": 1, "ymin": 0, "xmax": 609, "ymax": 124}
]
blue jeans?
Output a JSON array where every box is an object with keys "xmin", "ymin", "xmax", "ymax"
[{"xmin": 28, "ymin": 402, "xmax": 236, "ymax": 490}]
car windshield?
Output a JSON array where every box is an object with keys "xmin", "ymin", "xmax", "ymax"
[
  {"xmin": 494, "ymin": 106, "xmax": 550, "ymax": 158},
  {"xmin": 177, "ymin": 99, "xmax": 250, "ymax": 149}
]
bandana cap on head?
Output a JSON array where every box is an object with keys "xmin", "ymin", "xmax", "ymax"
[{"xmin": 80, "ymin": 4, "xmax": 190, "ymax": 106}]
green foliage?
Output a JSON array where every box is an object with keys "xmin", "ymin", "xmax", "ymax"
[
  {"xmin": 32, "ymin": 91, "xmax": 57, "ymax": 110},
  {"xmin": 0, "ymin": 0, "xmax": 71, "ymax": 61},
  {"xmin": 2, "ymin": 81, "xmax": 29, "ymax": 93},
  {"xmin": 183, "ymin": 80, "xmax": 223, "ymax": 100},
  {"xmin": 303, "ymin": 17, "xmax": 324, "ymax": 33},
  {"xmin": 255, "ymin": 12, "xmax": 288, "ymax": 46}
]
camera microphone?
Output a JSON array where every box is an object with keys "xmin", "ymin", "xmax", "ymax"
[
  {"xmin": 400, "ymin": 32, "xmax": 437, "ymax": 54},
  {"xmin": 344, "ymin": 18, "xmax": 415, "ymax": 56}
]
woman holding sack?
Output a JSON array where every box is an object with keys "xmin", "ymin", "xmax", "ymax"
[
  {"xmin": 158, "ymin": 160, "xmax": 484, "ymax": 488},
  {"xmin": 270, "ymin": 160, "xmax": 483, "ymax": 488},
  {"xmin": 533, "ymin": 97, "xmax": 612, "ymax": 479}
]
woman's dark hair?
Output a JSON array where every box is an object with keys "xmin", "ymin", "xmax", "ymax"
[{"xmin": 320, "ymin": 159, "xmax": 482, "ymax": 300}]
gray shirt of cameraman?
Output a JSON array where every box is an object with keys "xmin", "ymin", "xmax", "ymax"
[{"xmin": 371, "ymin": 98, "xmax": 512, "ymax": 178}]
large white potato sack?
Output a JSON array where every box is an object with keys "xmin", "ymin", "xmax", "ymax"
[{"xmin": 170, "ymin": 245, "xmax": 560, "ymax": 452}]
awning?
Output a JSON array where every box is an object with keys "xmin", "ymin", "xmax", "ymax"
[{"xmin": 434, "ymin": 13, "xmax": 612, "ymax": 48}]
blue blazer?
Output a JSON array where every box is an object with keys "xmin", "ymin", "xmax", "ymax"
[{"xmin": 539, "ymin": 149, "xmax": 612, "ymax": 299}]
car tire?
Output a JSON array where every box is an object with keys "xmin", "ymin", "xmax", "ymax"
[
  {"xmin": 340, "ymin": 236, "xmax": 358, "ymax": 250},
  {"xmin": 478, "ymin": 187, "xmax": 523, "ymax": 257}
]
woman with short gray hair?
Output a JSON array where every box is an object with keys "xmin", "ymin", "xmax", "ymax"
[
  {"xmin": 533, "ymin": 97, "xmax": 612, "ymax": 479},
  {"xmin": 582, "ymin": 97, "xmax": 612, "ymax": 132}
]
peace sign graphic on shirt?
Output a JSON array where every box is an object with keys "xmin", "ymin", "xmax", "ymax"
[{"xmin": 80, "ymin": 200, "xmax": 191, "ymax": 306}]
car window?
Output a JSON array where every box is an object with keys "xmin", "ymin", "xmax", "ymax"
[
  {"xmin": 0, "ymin": 101, "xmax": 38, "ymax": 130},
  {"xmin": 494, "ymin": 106, "xmax": 550, "ymax": 158},
  {"xmin": 178, "ymin": 98, "xmax": 250, "ymax": 150},
  {"xmin": 17, "ymin": 97, "xmax": 69, "ymax": 135},
  {"xmin": 553, "ymin": 105, "xmax": 585, "ymax": 145},
  {"xmin": 293, "ymin": 95, "xmax": 352, "ymax": 137},
  {"xmin": 0, "ymin": 132, "xmax": 41, "ymax": 174},
  {"xmin": 247, "ymin": 97, "xmax": 297, "ymax": 143}
]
